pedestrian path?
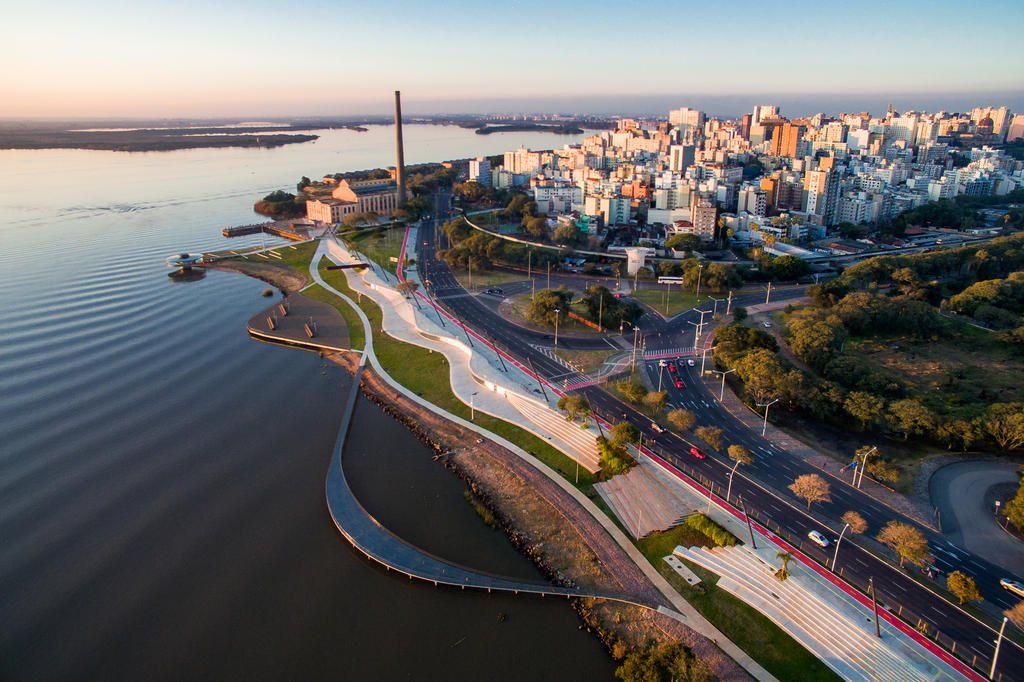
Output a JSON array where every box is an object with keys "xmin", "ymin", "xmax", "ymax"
[
  {"xmin": 595, "ymin": 454, "xmax": 698, "ymax": 538},
  {"xmin": 673, "ymin": 544, "xmax": 950, "ymax": 682},
  {"xmin": 505, "ymin": 391, "xmax": 601, "ymax": 473}
]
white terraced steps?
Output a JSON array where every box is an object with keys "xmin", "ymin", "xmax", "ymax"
[
  {"xmin": 595, "ymin": 459, "xmax": 698, "ymax": 538},
  {"xmin": 505, "ymin": 392, "xmax": 601, "ymax": 473},
  {"xmin": 673, "ymin": 545, "xmax": 949, "ymax": 682}
]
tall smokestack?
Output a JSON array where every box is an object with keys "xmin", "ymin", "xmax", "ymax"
[{"xmin": 394, "ymin": 90, "xmax": 407, "ymax": 205}]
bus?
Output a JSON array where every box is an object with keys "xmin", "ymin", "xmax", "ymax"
[{"xmin": 657, "ymin": 276, "xmax": 685, "ymax": 284}]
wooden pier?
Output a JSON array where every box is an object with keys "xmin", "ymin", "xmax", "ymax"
[{"xmin": 223, "ymin": 221, "xmax": 312, "ymax": 242}]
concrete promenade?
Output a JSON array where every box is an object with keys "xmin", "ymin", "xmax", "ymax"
[{"xmin": 312, "ymin": 235, "xmax": 777, "ymax": 682}]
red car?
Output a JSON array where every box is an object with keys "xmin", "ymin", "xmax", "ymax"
[
  {"xmin": 689, "ymin": 446, "xmax": 706, "ymax": 460},
  {"xmin": 668, "ymin": 364, "xmax": 677, "ymax": 373},
  {"xmin": 674, "ymin": 378, "xmax": 684, "ymax": 389}
]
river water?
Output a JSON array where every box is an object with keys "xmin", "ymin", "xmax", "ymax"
[{"xmin": 0, "ymin": 125, "xmax": 615, "ymax": 680}]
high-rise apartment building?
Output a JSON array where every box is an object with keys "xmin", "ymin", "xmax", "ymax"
[
  {"xmin": 803, "ymin": 170, "xmax": 840, "ymax": 225},
  {"xmin": 468, "ymin": 157, "xmax": 491, "ymax": 186},
  {"xmin": 770, "ymin": 123, "xmax": 804, "ymax": 157},
  {"xmin": 668, "ymin": 144, "xmax": 696, "ymax": 173}
]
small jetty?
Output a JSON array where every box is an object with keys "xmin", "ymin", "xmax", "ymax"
[{"xmin": 223, "ymin": 220, "xmax": 315, "ymax": 242}]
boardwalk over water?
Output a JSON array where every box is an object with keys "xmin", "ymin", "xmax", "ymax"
[{"xmin": 326, "ymin": 362, "xmax": 597, "ymax": 597}]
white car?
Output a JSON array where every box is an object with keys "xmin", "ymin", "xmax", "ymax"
[
  {"xmin": 762, "ymin": 320, "xmax": 772, "ymax": 328},
  {"xmin": 1001, "ymin": 578, "xmax": 1024, "ymax": 598},
  {"xmin": 687, "ymin": 359, "xmax": 695, "ymax": 366},
  {"xmin": 807, "ymin": 530, "xmax": 829, "ymax": 548}
]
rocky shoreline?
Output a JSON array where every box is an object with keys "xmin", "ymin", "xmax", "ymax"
[{"xmin": 327, "ymin": 350, "xmax": 750, "ymax": 681}]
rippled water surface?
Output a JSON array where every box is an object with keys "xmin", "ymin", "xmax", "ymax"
[{"xmin": 0, "ymin": 126, "xmax": 614, "ymax": 680}]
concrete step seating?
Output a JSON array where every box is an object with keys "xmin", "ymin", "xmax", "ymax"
[
  {"xmin": 674, "ymin": 545, "xmax": 931, "ymax": 682},
  {"xmin": 595, "ymin": 460, "xmax": 696, "ymax": 538},
  {"xmin": 505, "ymin": 392, "xmax": 601, "ymax": 472}
]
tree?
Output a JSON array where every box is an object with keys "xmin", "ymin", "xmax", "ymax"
[
  {"xmin": 665, "ymin": 233, "xmax": 702, "ymax": 252},
  {"xmin": 876, "ymin": 520, "xmax": 931, "ymax": 568},
  {"xmin": 1006, "ymin": 601, "xmax": 1024, "ymax": 629},
  {"xmin": 615, "ymin": 641, "xmax": 711, "ymax": 682},
  {"xmin": 1004, "ymin": 471, "xmax": 1024, "ymax": 533},
  {"xmin": 789, "ymin": 473, "xmax": 831, "ymax": 511},
  {"xmin": 616, "ymin": 379, "xmax": 648, "ymax": 404},
  {"xmin": 844, "ymin": 391, "xmax": 886, "ymax": 430},
  {"xmin": 297, "ymin": 175, "xmax": 311, "ymax": 192},
  {"xmin": 597, "ymin": 436, "xmax": 635, "ymax": 476},
  {"xmin": 946, "ymin": 571, "xmax": 983, "ymax": 605},
  {"xmin": 727, "ymin": 444, "xmax": 753, "ymax": 465},
  {"xmin": 887, "ymin": 399, "xmax": 936, "ymax": 440},
  {"xmin": 557, "ymin": 394, "xmax": 591, "ymax": 420},
  {"xmin": 523, "ymin": 215, "xmax": 548, "ymax": 240},
  {"xmin": 667, "ymin": 408, "xmax": 696, "ymax": 432},
  {"xmin": 609, "ymin": 421, "xmax": 640, "ymax": 447},
  {"xmin": 867, "ymin": 458, "xmax": 900, "ymax": 484},
  {"xmin": 775, "ymin": 551, "xmax": 793, "ymax": 581},
  {"xmin": 982, "ymin": 403, "xmax": 1024, "ymax": 450},
  {"xmin": 695, "ymin": 426, "xmax": 724, "ymax": 451},
  {"xmin": 732, "ymin": 306, "xmax": 747, "ymax": 322},
  {"xmin": 842, "ymin": 510, "xmax": 868, "ymax": 535},
  {"xmin": 788, "ymin": 318, "xmax": 846, "ymax": 372},
  {"xmin": 642, "ymin": 390, "xmax": 670, "ymax": 414},
  {"xmin": 526, "ymin": 287, "xmax": 571, "ymax": 327}
]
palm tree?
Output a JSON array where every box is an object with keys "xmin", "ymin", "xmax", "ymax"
[{"xmin": 775, "ymin": 551, "xmax": 792, "ymax": 581}]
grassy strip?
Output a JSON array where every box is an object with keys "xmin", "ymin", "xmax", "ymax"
[
  {"xmin": 267, "ymin": 240, "xmax": 320, "ymax": 271},
  {"xmin": 453, "ymin": 268, "xmax": 530, "ymax": 289},
  {"xmin": 317, "ymin": 262, "xmax": 598, "ymax": 491},
  {"xmin": 347, "ymin": 227, "xmax": 404, "ymax": 275},
  {"xmin": 552, "ymin": 348, "xmax": 618, "ymax": 374},
  {"xmin": 638, "ymin": 526, "xmax": 843, "ymax": 682},
  {"xmin": 629, "ymin": 289, "xmax": 701, "ymax": 317}
]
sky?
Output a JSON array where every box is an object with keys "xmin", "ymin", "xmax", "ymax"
[{"xmin": 3, "ymin": 0, "xmax": 1023, "ymax": 119}]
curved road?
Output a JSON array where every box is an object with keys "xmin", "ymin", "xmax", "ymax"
[{"xmin": 930, "ymin": 461, "xmax": 1024, "ymax": 575}]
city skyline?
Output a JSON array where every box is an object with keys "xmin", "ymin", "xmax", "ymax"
[{"xmin": 3, "ymin": 0, "xmax": 1022, "ymax": 118}]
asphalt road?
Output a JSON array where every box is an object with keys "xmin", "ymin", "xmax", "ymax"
[{"xmin": 414, "ymin": 213, "xmax": 1024, "ymax": 680}]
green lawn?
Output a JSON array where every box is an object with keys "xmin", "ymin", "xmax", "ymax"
[
  {"xmin": 629, "ymin": 289, "xmax": 702, "ymax": 317},
  {"xmin": 347, "ymin": 227, "xmax": 405, "ymax": 275},
  {"xmin": 266, "ymin": 240, "xmax": 319, "ymax": 271},
  {"xmin": 638, "ymin": 526, "xmax": 843, "ymax": 682},
  {"xmin": 453, "ymin": 268, "xmax": 529, "ymax": 290}
]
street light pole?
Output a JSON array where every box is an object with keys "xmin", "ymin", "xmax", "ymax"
[
  {"xmin": 856, "ymin": 446, "xmax": 877, "ymax": 489},
  {"xmin": 554, "ymin": 308, "xmax": 560, "ymax": 346},
  {"xmin": 831, "ymin": 522, "xmax": 851, "ymax": 571},
  {"xmin": 695, "ymin": 263, "xmax": 703, "ymax": 301},
  {"xmin": 712, "ymin": 368, "xmax": 735, "ymax": 401},
  {"xmin": 471, "ymin": 391, "xmax": 478, "ymax": 421},
  {"xmin": 765, "ymin": 280, "xmax": 772, "ymax": 305},
  {"xmin": 759, "ymin": 398, "xmax": 779, "ymax": 436},
  {"xmin": 869, "ymin": 577, "xmax": 881, "ymax": 638},
  {"xmin": 631, "ymin": 326, "xmax": 640, "ymax": 370},
  {"xmin": 726, "ymin": 290, "xmax": 733, "ymax": 316},
  {"xmin": 700, "ymin": 345, "xmax": 709, "ymax": 375},
  {"xmin": 726, "ymin": 458, "xmax": 741, "ymax": 503},
  {"xmin": 991, "ymin": 616, "xmax": 1008, "ymax": 680}
]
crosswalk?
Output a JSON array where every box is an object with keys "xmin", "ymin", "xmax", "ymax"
[{"xmin": 643, "ymin": 347, "xmax": 694, "ymax": 358}]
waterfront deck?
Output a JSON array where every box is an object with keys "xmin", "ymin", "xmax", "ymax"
[
  {"xmin": 247, "ymin": 292, "xmax": 350, "ymax": 353},
  {"xmin": 224, "ymin": 220, "xmax": 317, "ymax": 241}
]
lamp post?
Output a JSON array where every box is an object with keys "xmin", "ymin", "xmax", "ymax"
[
  {"xmin": 855, "ymin": 446, "xmax": 877, "ymax": 489},
  {"xmin": 726, "ymin": 290, "xmax": 733, "ymax": 316},
  {"xmin": 831, "ymin": 522, "xmax": 851, "ymax": 571},
  {"xmin": 758, "ymin": 398, "xmax": 779, "ymax": 436},
  {"xmin": 470, "ymin": 391, "xmax": 478, "ymax": 421},
  {"xmin": 710, "ymin": 368, "xmax": 736, "ymax": 401},
  {"xmin": 695, "ymin": 263, "xmax": 703, "ymax": 301},
  {"xmin": 991, "ymin": 616, "xmax": 1008, "ymax": 680},
  {"xmin": 554, "ymin": 308, "xmax": 561, "ymax": 346},
  {"xmin": 765, "ymin": 280, "xmax": 772, "ymax": 305},
  {"xmin": 631, "ymin": 326, "xmax": 640, "ymax": 370},
  {"xmin": 726, "ymin": 458, "xmax": 741, "ymax": 503},
  {"xmin": 869, "ymin": 577, "xmax": 881, "ymax": 638}
]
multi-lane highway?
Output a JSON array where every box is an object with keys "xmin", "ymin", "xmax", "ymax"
[{"xmin": 414, "ymin": 212, "xmax": 1023, "ymax": 679}]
